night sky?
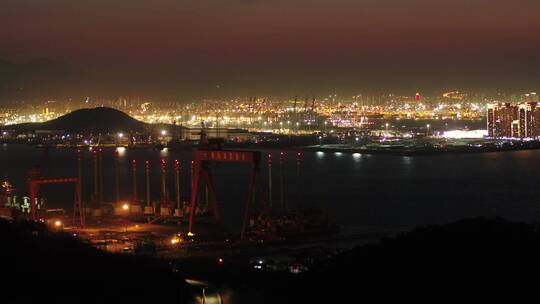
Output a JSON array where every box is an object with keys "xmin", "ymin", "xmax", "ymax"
[{"xmin": 1, "ymin": 0, "xmax": 540, "ymax": 98}]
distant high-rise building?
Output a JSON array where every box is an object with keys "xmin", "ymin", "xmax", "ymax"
[
  {"xmin": 488, "ymin": 102, "xmax": 540, "ymax": 138},
  {"xmin": 487, "ymin": 105, "xmax": 495, "ymax": 136},
  {"xmin": 511, "ymin": 119, "xmax": 520, "ymax": 138},
  {"xmin": 487, "ymin": 103, "xmax": 517, "ymax": 138},
  {"xmin": 518, "ymin": 102, "xmax": 540, "ymax": 138}
]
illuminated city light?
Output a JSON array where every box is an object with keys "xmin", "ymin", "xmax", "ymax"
[
  {"xmin": 443, "ymin": 130, "xmax": 487, "ymax": 139},
  {"xmin": 116, "ymin": 146, "xmax": 126, "ymax": 156},
  {"xmin": 171, "ymin": 237, "xmax": 181, "ymax": 245}
]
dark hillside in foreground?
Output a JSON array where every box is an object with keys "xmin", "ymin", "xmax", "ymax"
[
  {"xmin": 262, "ymin": 217, "xmax": 540, "ymax": 301},
  {"xmin": 0, "ymin": 219, "xmax": 190, "ymax": 303},
  {"xmin": 3, "ymin": 217, "xmax": 540, "ymax": 303}
]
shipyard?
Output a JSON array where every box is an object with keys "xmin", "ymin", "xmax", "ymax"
[
  {"xmin": 3, "ymin": 103, "xmax": 540, "ymax": 261},
  {"xmin": 1, "ymin": 116, "xmax": 371, "ymax": 277}
]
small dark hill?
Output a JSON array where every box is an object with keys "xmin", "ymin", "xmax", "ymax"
[
  {"xmin": 45, "ymin": 107, "xmax": 147, "ymax": 133},
  {"xmin": 7, "ymin": 107, "xmax": 149, "ymax": 133}
]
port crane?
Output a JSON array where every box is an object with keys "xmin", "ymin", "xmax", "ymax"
[
  {"xmin": 27, "ymin": 150, "xmax": 85, "ymax": 226},
  {"xmin": 188, "ymin": 123, "xmax": 269, "ymax": 239}
]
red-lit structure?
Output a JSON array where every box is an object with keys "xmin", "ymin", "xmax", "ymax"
[
  {"xmin": 188, "ymin": 128, "xmax": 268, "ymax": 238},
  {"xmin": 145, "ymin": 160, "xmax": 151, "ymax": 207},
  {"xmin": 160, "ymin": 158, "xmax": 169, "ymax": 206},
  {"xmin": 132, "ymin": 160, "xmax": 137, "ymax": 203},
  {"xmin": 27, "ymin": 167, "xmax": 85, "ymax": 226},
  {"xmin": 174, "ymin": 160, "xmax": 181, "ymax": 212}
]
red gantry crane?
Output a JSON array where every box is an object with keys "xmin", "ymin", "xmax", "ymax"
[
  {"xmin": 188, "ymin": 123, "xmax": 269, "ymax": 239},
  {"xmin": 27, "ymin": 150, "xmax": 85, "ymax": 227}
]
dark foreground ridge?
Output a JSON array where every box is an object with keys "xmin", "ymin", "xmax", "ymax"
[
  {"xmin": 3, "ymin": 217, "xmax": 540, "ymax": 303},
  {"xmin": 287, "ymin": 217, "xmax": 540, "ymax": 301},
  {"xmin": 1, "ymin": 219, "xmax": 190, "ymax": 303}
]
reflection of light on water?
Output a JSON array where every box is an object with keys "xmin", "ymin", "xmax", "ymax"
[
  {"xmin": 186, "ymin": 279, "xmax": 230, "ymax": 304},
  {"xmin": 334, "ymin": 152, "xmax": 343, "ymax": 157},
  {"xmin": 160, "ymin": 147, "xmax": 169, "ymax": 157},
  {"xmin": 116, "ymin": 147, "xmax": 126, "ymax": 157},
  {"xmin": 402, "ymin": 156, "xmax": 412, "ymax": 165},
  {"xmin": 316, "ymin": 151, "xmax": 325, "ymax": 158},
  {"xmin": 352, "ymin": 153, "xmax": 361, "ymax": 161}
]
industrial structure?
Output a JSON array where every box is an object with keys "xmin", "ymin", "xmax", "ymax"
[
  {"xmin": 6, "ymin": 120, "xmax": 340, "ymax": 243},
  {"xmin": 26, "ymin": 153, "xmax": 85, "ymax": 227},
  {"xmin": 188, "ymin": 124, "xmax": 269, "ymax": 239},
  {"xmin": 13, "ymin": 125, "xmax": 273, "ymax": 237}
]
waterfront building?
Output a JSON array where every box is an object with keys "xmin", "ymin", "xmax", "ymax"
[
  {"xmin": 488, "ymin": 102, "xmax": 540, "ymax": 138},
  {"xmin": 487, "ymin": 103, "xmax": 517, "ymax": 138}
]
